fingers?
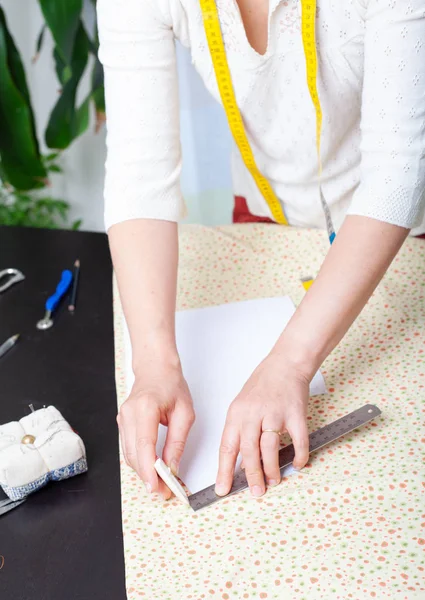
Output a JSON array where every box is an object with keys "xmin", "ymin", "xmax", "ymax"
[
  {"xmin": 286, "ymin": 417, "xmax": 310, "ymax": 470},
  {"xmin": 215, "ymin": 421, "xmax": 240, "ymax": 496},
  {"xmin": 240, "ymin": 421, "xmax": 264, "ymax": 497},
  {"xmin": 117, "ymin": 410, "xmax": 139, "ymax": 475},
  {"xmin": 119, "ymin": 399, "xmax": 161, "ymax": 494},
  {"xmin": 162, "ymin": 403, "xmax": 195, "ymax": 477},
  {"xmin": 117, "ymin": 413, "xmax": 130, "ymax": 475},
  {"xmin": 260, "ymin": 426, "xmax": 282, "ymax": 487},
  {"xmin": 135, "ymin": 403, "xmax": 162, "ymax": 492}
]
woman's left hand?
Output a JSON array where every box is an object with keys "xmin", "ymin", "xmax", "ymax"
[{"xmin": 215, "ymin": 351, "xmax": 311, "ymax": 497}]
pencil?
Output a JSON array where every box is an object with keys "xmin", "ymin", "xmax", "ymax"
[
  {"xmin": 0, "ymin": 334, "xmax": 20, "ymax": 359},
  {"xmin": 68, "ymin": 259, "xmax": 80, "ymax": 312}
]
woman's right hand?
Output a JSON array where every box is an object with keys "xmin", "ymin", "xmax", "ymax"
[{"xmin": 117, "ymin": 357, "xmax": 195, "ymax": 499}]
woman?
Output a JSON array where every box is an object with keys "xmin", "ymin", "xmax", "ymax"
[{"xmin": 97, "ymin": 0, "xmax": 425, "ymax": 500}]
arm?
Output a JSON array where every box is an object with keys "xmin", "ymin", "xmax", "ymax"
[
  {"xmin": 215, "ymin": 216, "xmax": 407, "ymax": 498},
  {"xmin": 216, "ymin": 0, "xmax": 425, "ymax": 498},
  {"xmin": 109, "ymin": 219, "xmax": 179, "ymax": 370},
  {"xmin": 275, "ymin": 216, "xmax": 409, "ymax": 377},
  {"xmin": 285, "ymin": 0, "xmax": 424, "ymax": 375},
  {"xmin": 97, "ymin": 0, "xmax": 193, "ymax": 498},
  {"xmin": 109, "ymin": 219, "xmax": 194, "ymax": 499}
]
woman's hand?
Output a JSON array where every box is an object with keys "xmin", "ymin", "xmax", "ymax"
[
  {"xmin": 214, "ymin": 217, "xmax": 409, "ymax": 499},
  {"xmin": 117, "ymin": 357, "xmax": 195, "ymax": 499},
  {"xmin": 215, "ymin": 351, "xmax": 310, "ymax": 498}
]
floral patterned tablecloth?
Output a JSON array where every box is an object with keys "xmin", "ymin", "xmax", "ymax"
[{"xmin": 113, "ymin": 225, "xmax": 425, "ymax": 600}]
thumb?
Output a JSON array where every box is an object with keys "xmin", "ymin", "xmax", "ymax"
[
  {"xmin": 286, "ymin": 417, "xmax": 310, "ymax": 470},
  {"xmin": 162, "ymin": 404, "xmax": 195, "ymax": 476}
]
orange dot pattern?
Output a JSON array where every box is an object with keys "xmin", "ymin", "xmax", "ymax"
[{"xmin": 113, "ymin": 225, "xmax": 425, "ymax": 599}]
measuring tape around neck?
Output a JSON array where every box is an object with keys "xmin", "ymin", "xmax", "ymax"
[{"xmin": 200, "ymin": 0, "xmax": 335, "ymax": 244}]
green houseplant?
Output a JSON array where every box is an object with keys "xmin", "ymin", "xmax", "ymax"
[{"xmin": 0, "ymin": 0, "xmax": 104, "ymax": 228}]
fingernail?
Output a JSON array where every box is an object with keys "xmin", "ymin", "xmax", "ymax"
[
  {"xmin": 251, "ymin": 485, "xmax": 264, "ymax": 497},
  {"xmin": 215, "ymin": 483, "xmax": 228, "ymax": 496},
  {"xmin": 144, "ymin": 481, "xmax": 152, "ymax": 494},
  {"xmin": 267, "ymin": 479, "xmax": 279, "ymax": 487},
  {"xmin": 293, "ymin": 466, "xmax": 303, "ymax": 472},
  {"xmin": 170, "ymin": 460, "xmax": 179, "ymax": 476}
]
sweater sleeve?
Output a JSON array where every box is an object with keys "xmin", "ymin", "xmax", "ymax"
[
  {"xmin": 97, "ymin": 0, "xmax": 185, "ymax": 231},
  {"xmin": 347, "ymin": 0, "xmax": 425, "ymax": 228}
]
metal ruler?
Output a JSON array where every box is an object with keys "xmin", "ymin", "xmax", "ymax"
[{"xmin": 188, "ymin": 403, "xmax": 381, "ymax": 511}]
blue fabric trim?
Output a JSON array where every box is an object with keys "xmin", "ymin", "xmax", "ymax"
[{"xmin": 0, "ymin": 457, "xmax": 88, "ymax": 501}]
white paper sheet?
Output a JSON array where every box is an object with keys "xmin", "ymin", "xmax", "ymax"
[{"xmin": 124, "ymin": 297, "xmax": 326, "ymax": 494}]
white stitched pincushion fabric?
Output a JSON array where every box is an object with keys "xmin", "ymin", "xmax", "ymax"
[{"xmin": 0, "ymin": 406, "xmax": 87, "ymax": 501}]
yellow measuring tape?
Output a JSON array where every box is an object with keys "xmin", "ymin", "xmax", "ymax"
[{"xmin": 199, "ymin": 0, "xmax": 323, "ymax": 227}]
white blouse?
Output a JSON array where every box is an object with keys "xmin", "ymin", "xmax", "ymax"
[{"xmin": 98, "ymin": 0, "xmax": 425, "ymax": 234}]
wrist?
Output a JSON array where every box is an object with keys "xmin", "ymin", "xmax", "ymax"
[
  {"xmin": 131, "ymin": 329, "xmax": 180, "ymax": 375},
  {"xmin": 273, "ymin": 328, "xmax": 323, "ymax": 381}
]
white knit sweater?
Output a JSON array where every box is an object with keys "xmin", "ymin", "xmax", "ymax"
[{"xmin": 98, "ymin": 0, "xmax": 425, "ymax": 233}]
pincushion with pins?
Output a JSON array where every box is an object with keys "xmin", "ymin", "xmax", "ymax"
[{"xmin": 0, "ymin": 406, "xmax": 87, "ymax": 501}]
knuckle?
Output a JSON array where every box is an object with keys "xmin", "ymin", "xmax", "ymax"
[
  {"xmin": 227, "ymin": 403, "xmax": 238, "ymax": 418},
  {"xmin": 186, "ymin": 408, "xmax": 196, "ymax": 425},
  {"xmin": 294, "ymin": 438, "xmax": 309, "ymax": 453},
  {"xmin": 119, "ymin": 402, "xmax": 132, "ymax": 418},
  {"xmin": 168, "ymin": 439, "xmax": 186, "ymax": 454},
  {"xmin": 135, "ymin": 435, "xmax": 155, "ymax": 449},
  {"xmin": 125, "ymin": 447, "xmax": 136, "ymax": 463},
  {"xmin": 219, "ymin": 442, "xmax": 238, "ymax": 456},
  {"xmin": 240, "ymin": 439, "xmax": 257, "ymax": 452},
  {"xmin": 227, "ymin": 402, "xmax": 242, "ymax": 421},
  {"xmin": 136, "ymin": 392, "xmax": 159, "ymax": 408},
  {"xmin": 245, "ymin": 469, "xmax": 263, "ymax": 479}
]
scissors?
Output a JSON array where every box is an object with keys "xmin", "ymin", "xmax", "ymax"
[
  {"xmin": 0, "ymin": 268, "xmax": 25, "ymax": 293},
  {"xmin": 0, "ymin": 497, "xmax": 26, "ymax": 517}
]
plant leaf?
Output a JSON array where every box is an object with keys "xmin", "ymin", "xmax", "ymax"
[
  {"xmin": 90, "ymin": 15, "xmax": 105, "ymax": 131},
  {"xmin": 45, "ymin": 21, "xmax": 90, "ymax": 149},
  {"xmin": 44, "ymin": 151, "xmax": 61, "ymax": 162},
  {"xmin": 74, "ymin": 93, "xmax": 91, "ymax": 138},
  {"xmin": 91, "ymin": 51, "xmax": 103, "ymax": 91},
  {"xmin": 0, "ymin": 188, "xmax": 71, "ymax": 228},
  {"xmin": 33, "ymin": 24, "xmax": 46, "ymax": 63},
  {"xmin": 53, "ymin": 46, "xmax": 72, "ymax": 86},
  {"xmin": 47, "ymin": 164, "xmax": 62, "ymax": 173},
  {"xmin": 38, "ymin": 0, "xmax": 82, "ymax": 65},
  {"xmin": 91, "ymin": 54, "xmax": 105, "ymax": 131},
  {"xmin": 0, "ymin": 7, "xmax": 47, "ymax": 189}
]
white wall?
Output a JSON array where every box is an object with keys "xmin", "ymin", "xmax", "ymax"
[{"xmin": 2, "ymin": 1, "xmax": 233, "ymax": 231}]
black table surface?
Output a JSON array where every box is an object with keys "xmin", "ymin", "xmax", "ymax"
[{"xmin": 0, "ymin": 226, "xmax": 126, "ymax": 600}]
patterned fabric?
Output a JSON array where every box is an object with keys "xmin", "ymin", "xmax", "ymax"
[
  {"xmin": 98, "ymin": 0, "xmax": 425, "ymax": 234},
  {"xmin": 113, "ymin": 225, "xmax": 425, "ymax": 599},
  {"xmin": 2, "ymin": 458, "xmax": 88, "ymax": 501}
]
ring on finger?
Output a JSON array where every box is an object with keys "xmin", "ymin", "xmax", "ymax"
[{"xmin": 261, "ymin": 429, "xmax": 282, "ymax": 436}]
